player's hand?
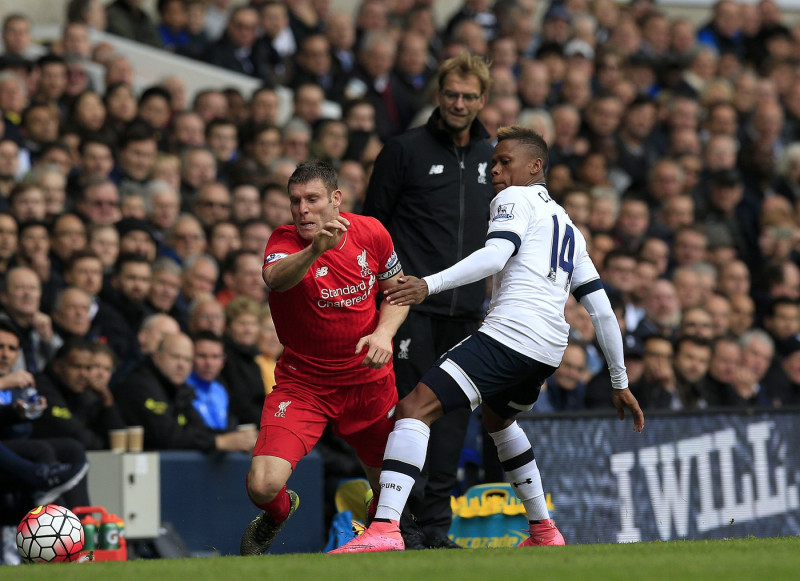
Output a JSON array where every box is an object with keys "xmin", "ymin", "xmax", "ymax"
[
  {"xmin": 384, "ymin": 276, "xmax": 429, "ymax": 306},
  {"xmin": 312, "ymin": 216, "xmax": 349, "ymax": 254},
  {"xmin": 612, "ymin": 388, "xmax": 644, "ymax": 433},
  {"xmin": 355, "ymin": 331, "xmax": 393, "ymax": 369}
]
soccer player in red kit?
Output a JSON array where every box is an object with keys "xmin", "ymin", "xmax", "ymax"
[{"xmin": 240, "ymin": 160, "xmax": 410, "ymax": 556}]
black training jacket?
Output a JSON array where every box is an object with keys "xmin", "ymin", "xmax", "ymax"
[{"xmin": 364, "ymin": 109, "xmax": 495, "ymax": 320}]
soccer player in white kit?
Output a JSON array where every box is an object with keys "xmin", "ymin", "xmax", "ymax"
[{"xmin": 330, "ymin": 126, "xmax": 645, "ymax": 553}]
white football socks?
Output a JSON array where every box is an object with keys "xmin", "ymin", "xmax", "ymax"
[
  {"xmin": 374, "ymin": 418, "xmax": 430, "ymax": 522},
  {"xmin": 490, "ymin": 421, "xmax": 550, "ymax": 521}
]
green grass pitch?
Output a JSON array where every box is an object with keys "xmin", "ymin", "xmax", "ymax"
[{"xmin": 8, "ymin": 537, "xmax": 800, "ymax": 581}]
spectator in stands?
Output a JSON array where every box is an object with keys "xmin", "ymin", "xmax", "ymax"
[
  {"xmin": 0, "ymin": 318, "xmax": 90, "ymax": 525},
  {"xmin": 86, "ymin": 223, "xmax": 119, "ymax": 274},
  {"xmin": 145, "ymin": 256, "xmax": 184, "ymax": 326},
  {"xmin": 179, "ymin": 146, "xmax": 217, "ymax": 210},
  {"xmin": 230, "ymin": 184, "xmax": 261, "ymax": 225},
  {"xmin": 260, "ymin": 182, "xmax": 291, "ymax": 229},
  {"xmin": 281, "ymin": 118, "xmax": 312, "ymax": 164},
  {"xmin": 176, "ymin": 252, "xmax": 217, "ymax": 308},
  {"xmin": 187, "ymin": 294, "xmax": 225, "ymax": 336},
  {"xmin": 207, "ymin": 221, "xmax": 241, "ymax": 265},
  {"xmin": 0, "ymin": 266, "xmax": 58, "ymax": 374},
  {"xmin": 629, "ymin": 334, "xmax": 680, "ymax": 410},
  {"xmin": 291, "ymin": 32, "xmax": 345, "ymax": 102},
  {"xmin": 63, "ymin": 249, "xmax": 131, "ymax": 359},
  {"xmin": 239, "ymin": 218, "xmax": 272, "ymax": 255},
  {"xmin": 193, "ymin": 182, "xmax": 232, "ymax": 229},
  {"xmin": 50, "ymin": 286, "xmax": 93, "ymax": 347},
  {"xmin": 76, "ymin": 177, "xmax": 122, "ymax": 226},
  {"xmin": 116, "ymin": 216, "xmax": 157, "ymax": 262},
  {"xmin": 32, "ymin": 338, "xmax": 126, "ymax": 449},
  {"xmin": 186, "ymin": 330, "xmax": 231, "ymax": 430},
  {"xmin": 113, "ymin": 332, "xmax": 257, "ymax": 451},
  {"xmin": 206, "ymin": 118, "xmax": 239, "ymax": 182},
  {"xmin": 633, "ymin": 279, "xmax": 681, "ymax": 341},
  {"xmin": 672, "ymin": 335, "xmax": 712, "ymax": 409},
  {"xmin": 106, "ymin": 0, "xmax": 162, "ymax": 48},
  {"xmin": 169, "ymin": 111, "xmax": 205, "ymax": 154},
  {"xmin": 534, "ymin": 342, "xmax": 589, "ymax": 412},
  {"xmin": 165, "ymin": 214, "xmax": 206, "ymax": 265},
  {"xmin": 703, "ymin": 336, "xmax": 744, "ymax": 407},
  {"xmin": 249, "ymin": 87, "xmax": 282, "ymax": 127},
  {"xmin": 101, "ymin": 252, "xmax": 152, "ymax": 333},
  {"xmin": 729, "ymin": 329, "xmax": 776, "ymax": 407},
  {"xmin": 147, "ymin": 179, "xmax": 181, "ymax": 238},
  {"xmin": 157, "ymin": 0, "xmax": 191, "ymax": 54},
  {"xmin": 0, "ymin": 215, "xmax": 18, "ymax": 285},
  {"xmin": 219, "ymin": 296, "xmax": 266, "ymax": 429},
  {"xmin": 728, "ymin": 293, "xmax": 755, "ymax": 337},
  {"xmin": 326, "ymin": 11, "xmax": 356, "ymax": 77},
  {"xmin": 202, "ymin": 5, "xmax": 274, "ymax": 84},
  {"xmin": 1, "ymin": 14, "xmax": 33, "ymax": 58},
  {"xmin": 217, "ymin": 249, "xmax": 266, "ymax": 306}
]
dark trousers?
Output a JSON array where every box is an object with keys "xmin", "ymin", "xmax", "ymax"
[
  {"xmin": 0, "ymin": 438, "xmax": 90, "ymax": 523},
  {"xmin": 393, "ymin": 311, "xmax": 479, "ymax": 540}
]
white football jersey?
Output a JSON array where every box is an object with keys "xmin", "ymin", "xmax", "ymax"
[{"xmin": 480, "ymin": 184, "xmax": 601, "ymax": 366}]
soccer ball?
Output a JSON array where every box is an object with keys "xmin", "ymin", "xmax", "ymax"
[{"xmin": 16, "ymin": 504, "xmax": 85, "ymax": 563}]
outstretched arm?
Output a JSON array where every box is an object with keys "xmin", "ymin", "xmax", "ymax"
[
  {"xmin": 384, "ymin": 238, "xmax": 514, "ymax": 306},
  {"xmin": 578, "ymin": 285, "xmax": 645, "ymax": 433}
]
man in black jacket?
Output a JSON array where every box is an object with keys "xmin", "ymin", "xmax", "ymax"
[
  {"xmin": 32, "ymin": 339, "xmax": 126, "ymax": 450},
  {"xmin": 363, "ymin": 51, "xmax": 494, "ymax": 549},
  {"xmin": 112, "ymin": 332, "xmax": 256, "ymax": 452}
]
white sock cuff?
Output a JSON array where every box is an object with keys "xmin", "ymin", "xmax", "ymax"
[
  {"xmin": 395, "ymin": 417, "xmax": 430, "ymax": 438},
  {"xmin": 489, "ymin": 421, "xmax": 525, "ymax": 446}
]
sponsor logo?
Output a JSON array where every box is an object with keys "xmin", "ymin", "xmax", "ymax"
[
  {"xmin": 610, "ymin": 421, "xmax": 800, "ymax": 542},
  {"xmin": 512, "ymin": 478, "xmax": 533, "ymax": 487},
  {"xmin": 492, "ymin": 203, "xmax": 514, "ymax": 222},
  {"xmin": 315, "ymin": 266, "xmax": 329, "ymax": 278},
  {"xmin": 357, "ymin": 249, "xmax": 372, "ymax": 277},
  {"xmin": 275, "ymin": 400, "xmax": 292, "ymax": 418},
  {"xmin": 398, "ymin": 338, "xmax": 411, "ymax": 360},
  {"xmin": 429, "ymin": 165, "xmax": 444, "ymax": 175},
  {"xmin": 264, "ymin": 252, "xmax": 288, "ymax": 265},
  {"xmin": 477, "ymin": 162, "xmax": 488, "ymax": 184}
]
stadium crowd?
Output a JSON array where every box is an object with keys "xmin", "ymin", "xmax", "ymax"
[{"xmin": 3, "ymin": 0, "xmax": 800, "ymax": 554}]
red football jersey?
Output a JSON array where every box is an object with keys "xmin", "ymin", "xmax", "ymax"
[{"xmin": 264, "ymin": 212, "xmax": 402, "ymax": 386}]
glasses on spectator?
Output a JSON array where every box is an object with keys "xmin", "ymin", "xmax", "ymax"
[
  {"xmin": 440, "ymin": 89, "xmax": 482, "ymax": 104},
  {"xmin": 89, "ymin": 199, "xmax": 120, "ymax": 207}
]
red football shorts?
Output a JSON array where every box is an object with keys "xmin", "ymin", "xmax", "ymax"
[{"xmin": 254, "ymin": 374, "xmax": 397, "ymax": 468}]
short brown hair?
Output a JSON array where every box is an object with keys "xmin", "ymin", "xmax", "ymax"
[{"xmin": 437, "ymin": 51, "xmax": 491, "ymax": 96}]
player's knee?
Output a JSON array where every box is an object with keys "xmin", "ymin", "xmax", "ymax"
[{"xmin": 246, "ymin": 470, "xmax": 284, "ymax": 503}]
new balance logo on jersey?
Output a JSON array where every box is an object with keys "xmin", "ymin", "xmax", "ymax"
[
  {"xmin": 477, "ymin": 162, "xmax": 488, "ymax": 184},
  {"xmin": 512, "ymin": 478, "xmax": 533, "ymax": 487},
  {"xmin": 398, "ymin": 338, "xmax": 411, "ymax": 359},
  {"xmin": 315, "ymin": 266, "xmax": 329, "ymax": 278},
  {"xmin": 275, "ymin": 401, "xmax": 292, "ymax": 417},
  {"xmin": 493, "ymin": 203, "xmax": 515, "ymax": 222},
  {"xmin": 429, "ymin": 165, "xmax": 444, "ymax": 174}
]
